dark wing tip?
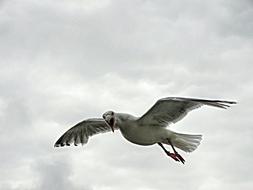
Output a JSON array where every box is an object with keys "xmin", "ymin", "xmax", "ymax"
[
  {"xmin": 54, "ymin": 136, "xmax": 67, "ymax": 147},
  {"xmin": 54, "ymin": 143, "xmax": 64, "ymax": 148},
  {"xmin": 54, "ymin": 138, "xmax": 62, "ymax": 147},
  {"xmin": 179, "ymin": 97, "xmax": 237, "ymax": 109},
  {"xmin": 215, "ymin": 100, "xmax": 237, "ymax": 109},
  {"xmin": 227, "ymin": 101, "xmax": 237, "ymax": 104}
]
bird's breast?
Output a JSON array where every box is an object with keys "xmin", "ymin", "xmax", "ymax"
[{"xmin": 119, "ymin": 123, "xmax": 159, "ymax": 146}]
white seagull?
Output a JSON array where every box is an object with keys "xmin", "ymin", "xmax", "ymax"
[{"xmin": 54, "ymin": 97, "xmax": 236, "ymax": 164}]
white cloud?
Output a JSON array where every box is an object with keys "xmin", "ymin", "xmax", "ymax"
[{"xmin": 0, "ymin": 0, "xmax": 253, "ymax": 189}]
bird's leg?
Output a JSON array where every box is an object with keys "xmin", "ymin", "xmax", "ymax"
[
  {"xmin": 157, "ymin": 142, "xmax": 179, "ymax": 162},
  {"xmin": 167, "ymin": 140, "xmax": 185, "ymax": 164}
]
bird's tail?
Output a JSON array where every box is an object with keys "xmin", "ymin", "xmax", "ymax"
[{"xmin": 168, "ymin": 132, "xmax": 202, "ymax": 153}]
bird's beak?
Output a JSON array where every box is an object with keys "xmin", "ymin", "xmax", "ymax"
[
  {"xmin": 110, "ymin": 125, "xmax": 114, "ymax": 133},
  {"xmin": 109, "ymin": 118, "xmax": 115, "ymax": 133},
  {"xmin": 103, "ymin": 115, "xmax": 115, "ymax": 133}
]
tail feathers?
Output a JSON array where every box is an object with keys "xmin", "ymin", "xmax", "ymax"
[{"xmin": 172, "ymin": 133, "xmax": 202, "ymax": 153}]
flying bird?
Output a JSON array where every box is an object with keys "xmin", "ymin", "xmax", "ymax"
[{"xmin": 54, "ymin": 97, "xmax": 236, "ymax": 164}]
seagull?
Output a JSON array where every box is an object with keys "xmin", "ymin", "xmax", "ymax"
[{"xmin": 54, "ymin": 97, "xmax": 236, "ymax": 164}]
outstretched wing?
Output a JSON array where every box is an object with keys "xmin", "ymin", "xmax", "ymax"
[
  {"xmin": 138, "ymin": 97, "xmax": 236, "ymax": 127},
  {"xmin": 54, "ymin": 118, "xmax": 116, "ymax": 147}
]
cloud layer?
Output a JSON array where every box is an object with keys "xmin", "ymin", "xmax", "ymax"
[{"xmin": 0, "ymin": 0, "xmax": 252, "ymax": 189}]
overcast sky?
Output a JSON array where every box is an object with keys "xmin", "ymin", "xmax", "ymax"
[{"xmin": 0, "ymin": 0, "xmax": 253, "ymax": 189}]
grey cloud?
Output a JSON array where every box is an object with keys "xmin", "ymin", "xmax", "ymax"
[
  {"xmin": 1, "ymin": 0, "xmax": 252, "ymax": 82},
  {"xmin": 214, "ymin": 0, "xmax": 253, "ymax": 38},
  {"xmin": 33, "ymin": 157, "xmax": 88, "ymax": 190}
]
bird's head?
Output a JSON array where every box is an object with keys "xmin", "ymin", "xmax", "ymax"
[{"xmin": 102, "ymin": 111, "xmax": 116, "ymax": 132}]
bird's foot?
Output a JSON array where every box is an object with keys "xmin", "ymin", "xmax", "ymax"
[
  {"xmin": 168, "ymin": 152, "xmax": 185, "ymax": 164},
  {"xmin": 168, "ymin": 152, "xmax": 179, "ymax": 162},
  {"xmin": 175, "ymin": 152, "xmax": 185, "ymax": 164}
]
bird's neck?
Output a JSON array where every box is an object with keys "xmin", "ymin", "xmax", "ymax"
[{"xmin": 114, "ymin": 113, "xmax": 136, "ymax": 128}]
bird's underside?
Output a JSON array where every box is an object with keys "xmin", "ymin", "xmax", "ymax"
[{"xmin": 54, "ymin": 97, "xmax": 236, "ymax": 164}]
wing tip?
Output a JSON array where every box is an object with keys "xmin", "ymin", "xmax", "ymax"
[
  {"xmin": 54, "ymin": 141, "xmax": 84, "ymax": 147},
  {"xmin": 158, "ymin": 97, "xmax": 237, "ymax": 111},
  {"xmin": 54, "ymin": 144, "xmax": 58, "ymax": 148},
  {"xmin": 54, "ymin": 142, "xmax": 75, "ymax": 147},
  {"xmin": 216, "ymin": 100, "xmax": 237, "ymax": 109}
]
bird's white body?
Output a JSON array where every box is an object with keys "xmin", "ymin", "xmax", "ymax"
[
  {"xmin": 112, "ymin": 112, "xmax": 200, "ymax": 153},
  {"xmin": 115, "ymin": 113, "xmax": 172, "ymax": 146}
]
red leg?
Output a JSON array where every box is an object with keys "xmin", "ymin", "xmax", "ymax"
[
  {"xmin": 158, "ymin": 143, "xmax": 180, "ymax": 162},
  {"xmin": 168, "ymin": 140, "xmax": 185, "ymax": 164}
]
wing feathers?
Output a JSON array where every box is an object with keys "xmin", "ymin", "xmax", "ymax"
[
  {"xmin": 54, "ymin": 118, "xmax": 113, "ymax": 147},
  {"xmin": 179, "ymin": 98, "xmax": 236, "ymax": 109},
  {"xmin": 138, "ymin": 97, "xmax": 236, "ymax": 127}
]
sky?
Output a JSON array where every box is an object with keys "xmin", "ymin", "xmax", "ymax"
[{"xmin": 0, "ymin": 0, "xmax": 253, "ymax": 189}]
